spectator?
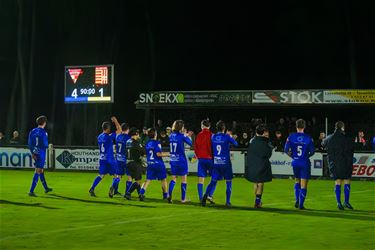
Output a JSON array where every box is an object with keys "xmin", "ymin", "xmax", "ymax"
[
  {"xmin": 158, "ymin": 130, "xmax": 170, "ymax": 147},
  {"xmin": 272, "ymin": 131, "xmax": 284, "ymax": 152},
  {"xmin": 140, "ymin": 127, "xmax": 149, "ymax": 145},
  {"xmin": 9, "ymin": 130, "xmax": 20, "ymax": 145},
  {"xmin": 166, "ymin": 126, "xmax": 172, "ymax": 136},
  {"xmin": 238, "ymin": 132, "xmax": 250, "ymax": 148},
  {"xmin": 184, "ymin": 129, "xmax": 194, "ymax": 148},
  {"xmin": 354, "ymin": 131, "xmax": 367, "ymax": 150},
  {"xmin": 156, "ymin": 119, "xmax": 164, "ymax": 133},
  {"xmin": 0, "ymin": 132, "xmax": 5, "ymax": 146},
  {"xmin": 315, "ymin": 131, "xmax": 326, "ymax": 151}
]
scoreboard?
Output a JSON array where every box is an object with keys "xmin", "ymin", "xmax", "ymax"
[{"xmin": 64, "ymin": 64, "xmax": 114, "ymax": 103}]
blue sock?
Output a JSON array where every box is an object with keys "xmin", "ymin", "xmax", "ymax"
[
  {"xmin": 335, "ymin": 184, "xmax": 341, "ymax": 204},
  {"xmin": 169, "ymin": 180, "xmax": 176, "ymax": 197},
  {"xmin": 29, "ymin": 173, "xmax": 39, "ymax": 193},
  {"xmin": 344, "ymin": 184, "xmax": 350, "ymax": 204},
  {"xmin": 226, "ymin": 181, "xmax": 232, "ymax": 204},
  {"xmin": 163, "ymin": 192, "xmax": 168, "ymax": 199},
  {"xmin": 299, "ymin": 188, "xmax": 307, "ymax": 208},
  {"xmin": 115, "ymin": 178, "xmax": 121, "ymax": 192},
  {"xmin": 181, "ymin": 183, "xmax": 187, "ymax": 201},
  {"xmin": 255, "ymin": 194, "xmax": 262, "ymax": 205},
  {"xmin": 205, "ymin": 180, "xmax": 217, "ymax": 197},
  {"xmin": 197, "ymin": 183, "xmax": 203, "ymax": 200},
  {"xmin": 209, "ymin": 181, "xmax": 216, "ymax": 197},
  {"xmin": 91, "ymin": 176, "xmax": 102, "ymax": 190},
  {"xmin": 39, "ymin": 172, "xmax": 49, "ymax": 190},
  {"xmin": 126, "ymin": 180, "xmax": 132, "ymax": 193},
  {"xmin": 294, "ymin": 183, "xmax": 301, "ymax": 202},
  {"xmin": 140, "ymin": 188, "xmax": 146, "ymax": 195}
]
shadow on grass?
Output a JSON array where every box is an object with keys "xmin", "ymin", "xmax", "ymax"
[
  {"xmin": 137, "ymin": 197, "xmax": 375, "ymax": 221},
  {"xmin": 0, "ymin": 200, "xmax": 59, "ymax": 210},
  {"xmin": 42, "ymin": 194, "xmax": 156, "ymax": 209}
]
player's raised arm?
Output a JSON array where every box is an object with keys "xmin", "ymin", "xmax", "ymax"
[
  {"xmin": 183, "ymin": 134, "xmax": 193, "ymax": 146},
  {"xmin": 228, "ymin": 134, "xmax": 238, "ymax": 147},
  {"xmin": 111, "ymin": 116, "xmax": 122, "ymax": 134}
]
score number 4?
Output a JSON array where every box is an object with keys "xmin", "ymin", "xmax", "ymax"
[{"xmin": 71, "ymin": 88, "xmax": 103, "ymax": 98}]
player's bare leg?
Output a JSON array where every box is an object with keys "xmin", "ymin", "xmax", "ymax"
[
  {"xmin": 161, "ymin": 178, "xmax": 168, "ymax": 199},
  {"xmin": 90, "ymin": 174, "xmax": 105, "ymax": 197},
  {"xmin": 254, "ymin": 183, "xmax": 264, "ymax": 208},
  {"xmin": 139, "ymin": 180, "xmax": 151, "ymax": 201}
]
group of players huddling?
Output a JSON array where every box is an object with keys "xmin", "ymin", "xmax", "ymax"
[{"xmin": 27, "ymin": 115, "xmax": 355, "ymax": 210}]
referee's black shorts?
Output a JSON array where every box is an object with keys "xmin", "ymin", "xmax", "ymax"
[{"xmin": 127, "ymin": 161, "xmax": 143, "ymax": 181}]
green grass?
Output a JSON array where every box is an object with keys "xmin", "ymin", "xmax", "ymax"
[{"xmin": 0, "ymin": 170, "xmax": 374, "ymax": 250}]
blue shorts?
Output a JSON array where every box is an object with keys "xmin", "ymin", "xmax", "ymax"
[
  {"xmin": 34, "ymin": 153, "xmax": 46, "ymax": 168},
  {"xmin": 212, "ymin": 164, "xmax": 233, "ymax": 181},
  {"xmin": 116, "ymin": 161, "xmax": 129, "ymax": 176},
  {"xmin": 99, "ymin": 159, "xmax": 117, "ymax": 175},
  {"xmin": 147, "ymin": 163, "xmax": 167, "ymax": 180},
  {"xmin": 170, "ymin": 161, "xmax": 188, "ymax": 176},
  {"xmin": 293, "ymin": 165, "xmax": 311, "ymax": 180},
  {"xmin": 197, "ymin": 158, "xmax": 213, "ymax": 178}
]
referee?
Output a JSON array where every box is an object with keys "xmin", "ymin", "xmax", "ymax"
[
  {"xmin": 323, "ymin": 121, "xmax": 354, "ymax": 210},
  {"xmin": 124, "ymin": 127, "xmax": 146, "ymax": 200}
]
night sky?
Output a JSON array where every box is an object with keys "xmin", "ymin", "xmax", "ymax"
[{"xmin": 0, "ymin": 1, "xmax": 373, "ymax": 144}]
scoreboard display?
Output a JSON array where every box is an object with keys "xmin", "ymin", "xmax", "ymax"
[{"xmin": 64, "ymin": 64, "xmax": 114, "ymax": 103}]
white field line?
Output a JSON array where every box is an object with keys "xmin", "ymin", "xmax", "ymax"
[{"xmin": 0, "ymin": 210, "xmax": 214, "ymax": 241}]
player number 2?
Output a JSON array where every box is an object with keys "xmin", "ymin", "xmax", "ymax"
[
  {"xmin": 297, "ymin": 145, "xmax": 302, "ymax": 156},
  {"xmin": 149, "ymin": 150, "xmax": 154, "ymax": 160},
  {"xmin": 216, "ymin": 145, "xmax": 222, "ymax": 155}
]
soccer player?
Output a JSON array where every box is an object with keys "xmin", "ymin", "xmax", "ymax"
[
  {"xmin": 168, "ymin": 120, "xmax": 192, "ymax": 203},
  {"xmin": 139, "ymin": 128, "xmax": 170, "ymax": 201},
  {"xmin": 28, "ymin": 115, "xmax": 52, "ymax": 196},
  {"xmin": 194, "ymin": 119, "xmax": 215, "ymax": 203},
  {"xmin": 110, "ymin": 123, "xmax": 131, "ymax": 197},
  {"xmin": 322, "ymin": 121, "xmax": 354, "ymax": 210},
  {"xmin": 89, "ymin": 117, "xmax": 121, "ymax": 197},
  {"xmin": 284, "ymin": 119, "xmax": 315, "ymax": 209},
  {"xmin": 245, "ymin": 124, "xmax": 273, "ymax": 208},
  {"xmin": 201, "ymin": 120, "xmax": 238, "ymax": 207},
  {"xmin": 124, "ymin": 127, "xmax": 146, "ymax": 200}
]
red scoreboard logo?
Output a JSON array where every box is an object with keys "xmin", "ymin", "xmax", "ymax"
[
  {"xmin": 95, "ymin": 67, "xmax": 108, "ymax": 85},
  {"xmin": 68, "ymin": 69, "xmax": 83, "ymax": 84}
]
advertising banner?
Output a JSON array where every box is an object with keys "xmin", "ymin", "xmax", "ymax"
[
  {"xmin": 0, "ymin": 147, "xmax": 45, "ymax": 168},
  {"xmin": 252, "ymin": 90, "xmax": 324, "ymax": 104},
  {"xmin": 323, "ymin": 90, "xmax": 375, "ymax": 104},
  {"xmin": 270, "ymin": 151, "xmax": 323, "ymax": 176},
  {"xmin": 352, "ymin": 153, "xmax": 375, "ymax": 178},
  {"xmin": 137, "ymin": 91, "xmax": 252, "ymax": 106},
  {"xmin": 55, "ymin": 148, "xmax": 100, "ymax": 170}
]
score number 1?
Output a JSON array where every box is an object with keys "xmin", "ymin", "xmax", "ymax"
[{"xmin": 71, "ymin": 88, "xmax": 103, "ymax": 98}]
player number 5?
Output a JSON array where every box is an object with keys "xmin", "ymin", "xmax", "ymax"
[{"xmin": 297, "ymin": 145, "xmax": 302, "ymax": 156}]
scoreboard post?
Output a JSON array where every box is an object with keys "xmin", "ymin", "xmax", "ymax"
[{"xmin": 64, "ymin": 64, "xmax": 114, "ymax": 103}]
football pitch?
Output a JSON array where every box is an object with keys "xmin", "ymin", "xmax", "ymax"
[{"xmin": 0, "ymin": 170, "xmax": 374, "ymax": 250}]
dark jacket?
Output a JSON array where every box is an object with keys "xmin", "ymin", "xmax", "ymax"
[
  {"xmin": 245, "ymin": 136, "xmax": 273, "ymax": 183},
  {"xmin": 323, "ymin": 130, "xmax": 354, "ymax": 179}
]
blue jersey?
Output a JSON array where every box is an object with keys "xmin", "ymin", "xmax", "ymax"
[
  {"xmin": 146, "ymin": 139, "xmax": 164, "ymax": 165},
  {"xmin": 98, "ymin": 132, "xmax": 116, "ymax": 161},
  {"xmin": 169, "ymin": 132, "xmax": 192, "ymax": 162},
  {"xmin": 28, "ymin": 127, "xmax": 48, "ymax": 155},
  {"xmin": 212, "ymin": 133, "xmax": 238, "ymax": 165},
  {"xmin": 115, "ymin": 133, "xmax": 130, "ymax": 162},
  {"xmin": 284, "ymin": 132, "xmax": 315, "ymax": 167}
]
